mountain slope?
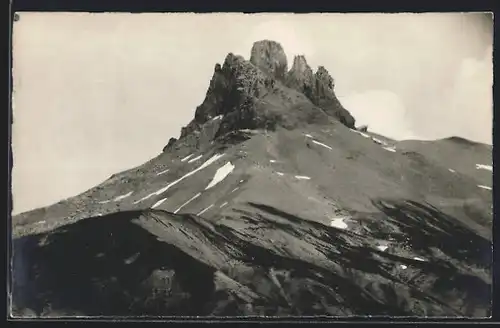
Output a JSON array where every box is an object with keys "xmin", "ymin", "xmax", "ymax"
[{"xmin": 11, "ymin": 40, "xmax": 493, "ymax": 318}]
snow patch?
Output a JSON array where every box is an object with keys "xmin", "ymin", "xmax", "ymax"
[
  {"xmin": 124, "ymin": 252, "xmax": 140, "ymax": 265},
  {"xmin": 359, "ymin": 132, "xmax": 370, "ymax": 138},
  {"xmin": 307, "ymin": 196, "xmax": 320, "ymax": 203},
  {"xmin": 372, "ymin": 138, "xmax": 388, "ymax": 146},
  {"xmin": 400, "ymin": 265, "xmax": 408, "ymax": 270},
  {"xmin": 377, "ymin": 245, "xmax": 389, "ymax": 252},
  {"xmin": 205, "ymin": 162, "xmax": 235, "ymax": 190},
  {"xmin": 270, "ymin": 160, "xmax": 277, "ymax": 163},
  {"xmin": 277, "ymin": 172, "xmax": 284, "ymax": 176},
  {"xmin": 197, "ymin": 204, "xmax": 214, "ymax": 216},
  {"xmin": 211, "ymin": 115, "xmax": 223, "ymax": 121},
  {"xmin": 133, "ymin": 191, "xmax": 157, "ymax": 204},
  {"xmin": 154, "ymin": 154, "xmax": 225, "ymax": 196},
  {"xmin": 188, "ymin": 155, "xmax": 203, "ymax": 163},
  {"xmin": 156, "ymin": 168, "xmax": 169, "ymax": 176},
  {"xmin": 181, "ymin": 154, "xmax": 194, "ymax": 162},
  {"xmin": 199, "ymin": 154, "xmax": 226, "ymax": 170},
  {"xmin": 448, "ymin": 168, "xmax": 456, "ymax": 173},
  {"xmin": 219, "ymin": 202, "xmax": 228, "ymax": 208},
  {"xmin": 382, "ymin": 146, "xmax": 396, "ymax": 153},
  {"xmin": 240, "ymin": 179, "xmax": 245, "ymax": 183},
  {"xmin": 478, "ymin": 185, "xmax": 492, "ymax": 191},
  {"xmin": 98, "ymin": 200, "xmax": 111, "ymax": 204},
  {"xmin": 350, "ymin": 129, "xmax": 370, "ymax": 138},
  {"xmin": 114, "ymin": 191, "xmax": 133, "ymax": 202},
  {"xmin": 231, "ymin": 187, "xmax": 239, "ymax": 193},
  {"xmin": 304, "ymin": 134, "xmax": 313, "ymax": 138},
  {"xmin": 295, "ymin": 175, "xmax": 311, "ymax": 180},
  {"xmin": 330, "ymin": 218, "xmax": 348, "ymax": 229},
  {"xmin": 174, "ymin": 192, "xmax": 201, "ymax": 214},
  {"xmin": 476, "ymin": 164, "xmax": 493, "ymax": 172},
  {"xmin": 312, "ymin": 140, "xmax": 333, "ymax": 150},
  {"xmin": 151, "ymin": 197, "xmax": 168, "ymax": 209},
  {"xmin": 413, "ymin": 257, "xmax": 426, "ymax": 262}
]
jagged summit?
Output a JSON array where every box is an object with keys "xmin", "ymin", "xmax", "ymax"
[
  {"xmin": 286, "ymin": 55, "xmax": 314, "ymax": 93},
  {"xmin": 165, "ymin": 40, "xmax": 356, "ymax": 153},
  {"xmin": 249, "ymin": 40, "xmax": 288, "ymax": 81},
  {"xmin": 290, "ymin": 55, "xmax": 312, "ymax": 74}
]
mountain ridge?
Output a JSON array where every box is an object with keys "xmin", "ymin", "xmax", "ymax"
[{"xmin": 10, "ymin": 40, "xmax": 492, "ymax": 318}]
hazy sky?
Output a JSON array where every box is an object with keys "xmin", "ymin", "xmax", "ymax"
[{"xmin": 12, "ymin": 12, "xmax": 493, "ymax": 214}]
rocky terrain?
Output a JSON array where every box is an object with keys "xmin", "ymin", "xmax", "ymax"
[{"xmin": 10, "ymin": 40, "xmax": 492, "ymax": 318}]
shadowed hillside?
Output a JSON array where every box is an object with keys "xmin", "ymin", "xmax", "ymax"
[{"xmin": 12, "ymin": 198, "xmax": 491, "ymax": 317}]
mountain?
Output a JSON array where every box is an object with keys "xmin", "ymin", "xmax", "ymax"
[{"xmin": 10, "ymin": 40, "xmax": 493, "ymax": 318}]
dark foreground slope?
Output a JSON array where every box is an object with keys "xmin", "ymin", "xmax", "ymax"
[
  {"xmin": 12, "ymin": 201, "xmax": 491, "ymax": 317},
  {"xmin": 10, "ymin": 41, "xmax": 493, "ymax": 318}
]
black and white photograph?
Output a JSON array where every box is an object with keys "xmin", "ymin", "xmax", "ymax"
[{"xmin": 10, "ymin": 12, "xmax": 493, "ymax": 318}]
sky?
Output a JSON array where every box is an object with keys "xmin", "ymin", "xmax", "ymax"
[{"xmin": 11, "ymin": 12, "xmax": 493, "ymax": 215}]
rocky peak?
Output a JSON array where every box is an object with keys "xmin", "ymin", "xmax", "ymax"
[
  {"xmin": 286, "ymin": 55, "xmax": 315, "ymax": 96},
  {"xmin": 290, "ymin": 55, "xmax": 312, "ymax": 75},
  {"xmin": 163, "ymin": 40, "xmax": 356, "ymax": 152},
  {"xmin": 315, "ymin": 66, "xmax": 335, "ymax": 90},
  {"xmin": 249, "ymin": 40, "xmax": 288, "ymax": 81},
  {"xmin": 285, "ymin": 61, "xmax": 354, "ymax": 129}
]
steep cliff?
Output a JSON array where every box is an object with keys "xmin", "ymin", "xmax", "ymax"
[{"xmin": 165, "ymin": 40, "xmax": 356, "ymax": 152}]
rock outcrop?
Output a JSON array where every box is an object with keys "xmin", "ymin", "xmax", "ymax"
[
  {"xmin": 249, "ymin": 40, "xmax": 288, "ymax": 81},
  {"xmin": 162, "ymin": 137, "xmax": 178, "ymax": 152},
  {"xmin": 357, "ymin": 125, "xmax": 369, "ymax": 132},
  {"xmin": 164, "ymin": 40, "xmax": 356, "ymax": 152},
  {"xmin": 285, "ymin": 56, "xmax": 356, "ymax": 129},
  {"xmin": 285, "ymin": 55, "xmax": 315, "ymax": 97}
]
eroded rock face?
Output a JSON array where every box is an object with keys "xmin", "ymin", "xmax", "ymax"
[
  {"xmin": 172, "ymin": 50, "xmax": 308, "ymax": 147},
  {"xmin": 197, "ymin": 53, "xmax": 280, "ymax": 136},
  {"xmin": 315, "ymin": 66, "xmax": 335, "ymax": 91},
  {"xmin": 162, "ymin": 137, "xmax": 178, "ymax": 152},
  {"xmin": 249, "ymin": 40, "xmax": 288, "ymax": 81},
  {"xmin": 285, "ymin": 55, "xmax": 315, "ymax": 97},
  {"xmin": 163, "ymin": 40, "xmax": 356, "ymax": 152},
  {"xmin": 285, "ymin": 58, "xmax": 355, "ymax": 129},
  {"xmin": 312, "ymin": 66, "xmax": 355, "ymax": 128}
]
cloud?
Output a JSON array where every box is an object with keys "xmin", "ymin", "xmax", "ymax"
[
  {"xmin": 404, "ymin": 46, "xmax": 493, "ymax": 144},
  {"xmin": 339, "ymin": 90, "xmax": 417, "ymax": 140},
  {"xmin": 447, "ymin": 46, "xmax": 493, "ymax": 144},
  {"xmin": 339, "ymin": 45, "xmax": 493, "ymax": 145}
]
